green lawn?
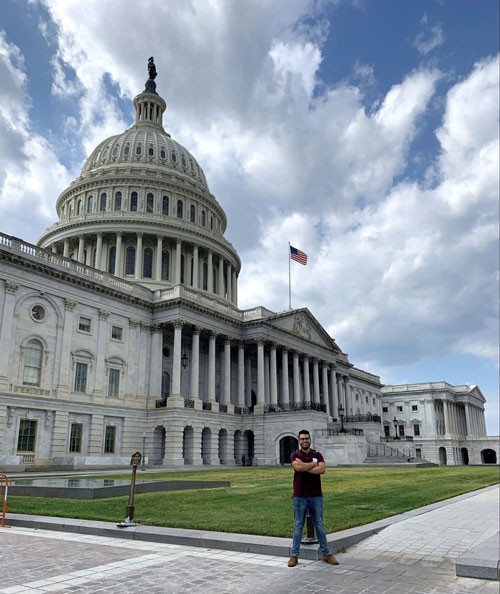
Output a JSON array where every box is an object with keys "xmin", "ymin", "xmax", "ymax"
[{"xmin": 7, "ymin": 466, "xmax": 499, "ymax": 537}]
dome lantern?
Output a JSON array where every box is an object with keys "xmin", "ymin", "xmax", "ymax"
[{"xmin": 133, "ymin": 56, "xmax": 166, "ymax": 129}]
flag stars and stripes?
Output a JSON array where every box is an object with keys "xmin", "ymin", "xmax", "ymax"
[{"xmin": 290, "ymin": 245, "xmax": 308, "ymax": 265}]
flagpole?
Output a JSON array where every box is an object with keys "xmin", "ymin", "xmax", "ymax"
[{"xmin": 288, "ymin": 242, "xmax": 292, "ymax": 310}]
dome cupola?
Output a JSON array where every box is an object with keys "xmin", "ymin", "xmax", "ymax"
[{"xmin": 38, "ymin": 58, "xmax": 240, "ymax": 303}]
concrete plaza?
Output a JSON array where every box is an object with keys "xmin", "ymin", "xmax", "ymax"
[{"xmin": 0, "ymin": 484, "xmax": 498, "ymax": 593}]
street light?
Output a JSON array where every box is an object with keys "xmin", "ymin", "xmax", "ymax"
[
  {"xmin": 181, "ymin": 352, "xmax": 189, "ymax": 369},
  {"xmin": 393, "ymin": 416, "xmax": 400, "ymax": 440},
  {"xmin": 141, "ymin": 431, "xmax": 146, "ymax": 472},
  {"xmin": 338, "ymin": 404, "xmax": 346, "ymax": 434}
]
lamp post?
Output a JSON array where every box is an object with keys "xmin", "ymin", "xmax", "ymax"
[
  {"xmin": 181, "ymin": 352, "xmax": 189, "ymax": 369},
  {"xmin": 141, "ymin": 431, "xmax": 146, "ymax": 472},
  {"xmin": 117, "ymin": 451, "xmax": 142, "ymax": 527},
  {"xmin": 393, "ymin": 416, "xmax": 399, "ymax": 440},
  {"xmin": 338, "ymin": 404, "xmax": 346, "ymax": 434}
]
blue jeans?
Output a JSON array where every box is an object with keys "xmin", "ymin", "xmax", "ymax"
[{"xmin": 291, "ymin": 496, "xmax": 330, "ymax": 557}]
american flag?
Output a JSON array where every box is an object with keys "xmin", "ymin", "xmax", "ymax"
[{"xmin": 290, "ymin": 245, "xmax": 308, "ymax": 265}]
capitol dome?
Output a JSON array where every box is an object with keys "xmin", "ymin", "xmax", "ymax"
[{"xmin": 38, "ymin": 59, "xmax": 240, "ymax": 299}]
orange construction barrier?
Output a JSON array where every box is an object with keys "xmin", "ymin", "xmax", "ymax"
[{"xmin": 0, "ymin": 473, "xmax": 11, "ymax": 528}]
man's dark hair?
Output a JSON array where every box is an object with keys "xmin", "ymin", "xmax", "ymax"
[{"xmin": 298, "ymin": 429, "xmax": 310, "ymax": 437}]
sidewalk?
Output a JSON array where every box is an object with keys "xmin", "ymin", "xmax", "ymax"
[{"xmin": 1, "ymin": 485, "xmax": 498, "ymax": 593}]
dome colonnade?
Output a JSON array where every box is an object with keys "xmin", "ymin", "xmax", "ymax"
[{"xmin": 38, "ymin": 63, "xmax": 240, "ymax": 302}]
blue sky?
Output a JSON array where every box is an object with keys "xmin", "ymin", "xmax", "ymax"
[{"xmin": 0, "ymin": 0, "xmax": 498, "ymax": 435}]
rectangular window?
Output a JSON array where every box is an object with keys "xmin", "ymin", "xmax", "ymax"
[
  {"xmin": 396, "ymin": 405, "xmax": 403, "ymax": 412},
  {"xmin": 17, "ymin": 419, "xmax": 37, "ymax": 452},
  {"xmin": 383, "ymin": 425, "xmax": 390, "ymax": 437},
  {"xmin": 78, "ymin": 316, "xmax": 92, "ymax": 333},
  {"xmin": 69, "ymin": 423, "xmax": 83, "ymax": 453},
  {"xmin": 108, "ymin": 368, "xmax": 120, "ymax": 398},
  {"xmin": 74, "ymin": 362, "xmax": 88, "ymax": 393},
  {"xmin": 382, "ymin": 406, "xmax": 388, "ymax": 413},
  {"xmin": 411, "ymin": 405, "xmax": 418, "ymax": 411},
  {"xmin": 111, "ymin": 325, "xmax": 123, "ymax": 341},
  {"xmin": 413, "ymin": 424, "xmax": 421, "ymax": 437},
  {"xmin": 104, "ymin": 425, "xmax": 116, "ymax": 453},
  {"xmin": 398, "ymin": 424, "xmax": 405, "ymax": 437}
]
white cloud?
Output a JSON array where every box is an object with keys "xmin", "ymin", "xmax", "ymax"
[{"xmin": 413, "ymin": 13, "xmax": 445, "ymax": 56}]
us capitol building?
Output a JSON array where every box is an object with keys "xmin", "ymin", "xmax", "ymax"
[{"xmin": 0, "ymin": 60, "xmax": 497, "ymax": 470}]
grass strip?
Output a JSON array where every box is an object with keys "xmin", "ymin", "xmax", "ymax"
[{"xmin": 7, "ymin": 466, "xmax": 498, "ymax": 537}]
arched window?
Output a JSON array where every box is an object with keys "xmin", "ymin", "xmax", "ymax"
[
  {"xmin": 210, "ymin": 216, "xmax": 214, "ymax": 230},
  {"xmin": 130, "ymin": 192, "xmax": 138, "ymax": 212},
  {"xmin": 146, "ymin": 193, "xmax": 154, "ymax": 213},
  {"xmin": 171, "ymin": 152, "xmax": 177, "ymax": 163},
  {"xmin": 160, "ymin": 148, "xmax": 166, "ymax": 159},
  {"xmin": 100, "ymin": 193, "xmax": 107, "ymax": 212},
  {"xmin": 77, "ymin": 199, "xmax": 83, "ymax": 215},
  {"xmin": 177, "ymin": 199, "xmax": 183, "ymax": 219},
  {"xmin": 201, "ymin": 210, "xmax": 206, "ymax": 227},
  {"xmin": 108, "ymin": 246, "xmax": 116, "ymax": 274},
  {"xmin": 148, "ymin": 146, "xmax": 154, "ymax": 156},
  {"xmin": 114, "ymin": 191, "xmax": 122, "ymax": 211},
  {"xmin": 161, "ymin": 250, "xmax": 169, "ymax": 280},
  {"xmin": 136, "ymin": 145, "xmax": 142, "ymax": 156},
  {"xmin": 190, "ymin": 204, "xmax": 196, "ymax": 223},
  {"xmin": 87, "ymin": 196, "xmax": 94, "ymax": 214},
  {"xmin": 125, "ymin": 246, "xmax": 135, "ymax": 275},
  {"xmin": 162, "ymin": 195, "xmax": 169, "ymax": 215},
  {"xmin": 23, "ymin": 339, "xmax": 43, "ymax": 386},
  {"xmin": 143, "ymin": 247, "xmax": 153, "ymax": 278}
]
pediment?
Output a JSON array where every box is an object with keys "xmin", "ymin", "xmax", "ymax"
[{"xmin": 265, "ymin": 308, "xmax": 341, "ymax": 352}]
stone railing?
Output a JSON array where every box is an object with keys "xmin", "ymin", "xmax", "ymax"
[
  {"xmin": 344, "ymin": 413, "xmax": 381, "ymax": 423},
  {"xmin": 264, "ymin": 402, "xmax": 327, "ymax": 414}
]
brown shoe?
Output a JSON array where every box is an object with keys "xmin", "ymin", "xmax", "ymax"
[
  {"xmin": 288, "ymin": 556, "xmax": 298, "ymax": 567},
  {"xmin": 323, "ymin": 554, "xmax": 339, "ymax": 565}
]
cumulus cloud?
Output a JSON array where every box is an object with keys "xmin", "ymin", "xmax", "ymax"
[{"xmin": 0, "ymin": 32, "xmax": 71, "ymax": 241}]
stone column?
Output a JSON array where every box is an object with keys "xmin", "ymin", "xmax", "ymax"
[
  {"xmin": 171, "ymin": 320, "xmax": 183, "ymax": 397},
  {"xmin": 312, "ymin": 359, "xmax": 320, "ymax": 405},
  {"xmin": 155, "ymin": 235, "xmax": 163, "ymax": 280},
  {"xmin": 237, "ymin": 343, "xmax": 245, "ymax": 407},
  {"xmin": 190, "ymin": 327, "xmax": 200, "ymax": 402},
  {"xmin": 115, "ymin": 232, "xmax": 123, "ymax": 275},
  {"xmin": 293, "ymin": 352, "xmax": 301, "ymax": 405},
  {"xmin": 63, "ymin": 239, "xmax": 70, "ymax": 258},
  {"xmin": 207, "ymin": 250, "xmax": 213, "ymax": 292},
  {"xmin": 443, "ymin": 399, "xmax": 451, "ymax": 437},
  {"xmin": 232, "ymin": 270, "xmax": 237, "ymax": 304},
  {"xmin": 245, "ymin": 355, "xmax": 252, "ymax": 407},
  {"xmin": 57, "ymin": 299, "xmax": 76, "ymax": 394},
  {"xmin": 302, "ymin": 356, "xmax": 311, "ymax": 404},
  {"xmin": 208, "ymin": 332, "xmax": 217, "ymax": 403},
  {"xmin": 226, "ymin": 263, "xmax": 232, "ymax": 300},
  {"xmin": 322, "ymin": 364, "xmax": 330, "ymax": 415},
  {"xmin": 256, "ymin": 340, "xmax": 265, "ymax": 405},
  {"xmin": 78, "ymin": 236, "xmax": 85, "ymax": 262},
  {"xmin": 193, "ymin": 245, "xmax": 199, "ymax": 288},
  {"xmin": 175, "ymin": 239, "xmax": 182, "ymax": 284},
  {"xmin": 218, "ymin": 256, "xmax": 224, "ymax": 297},
  {"xmin": 330, "ymin": 366, "xmax": 338, "ymax": 418},
  {"xmin": 95, "ymin": 233, "xmax": 103, "ymax": 270},
  {"xmin": 281, "ymin": 348, "xmax": 290, "ymax": 406},
  {"xmin": 150, "ymin": 324, "xmax": 163, "ymax": 401},
  {"xmin": 223, "ymin": 338, "xmax": 231, "ymax": 405},
  {"xmin": 135, "ymin": 233, "xmax": 143, "ymax": 279},
  {"xmin": 270, "ymin": 344, "xmax": 278, "ymax": 406},
  {"xmin": 93, "ymin": 309, "xmax": 109, "ymax": 399},
  {"xmin": 0, "ymin": 282, "xmax": 18, "ymax": 382}
]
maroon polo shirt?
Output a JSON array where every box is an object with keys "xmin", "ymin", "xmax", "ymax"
[{"xmin": 290, "ymin": 448, "xmax": 324, "ymax": 497}]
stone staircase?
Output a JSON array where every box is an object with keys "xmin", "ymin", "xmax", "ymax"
[{"xmin": 363, "ymin": 441, "xmax": 417, "ymax": 464}]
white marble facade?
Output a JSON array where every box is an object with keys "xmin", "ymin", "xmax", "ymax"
[{"xmin": 0, "ymin": 62, "xmax": 495, "ymax": 469}]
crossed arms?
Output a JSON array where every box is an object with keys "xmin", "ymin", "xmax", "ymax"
[{"xmin": 292, "ymin": 458, "xmax": 326, "ymax": 475}]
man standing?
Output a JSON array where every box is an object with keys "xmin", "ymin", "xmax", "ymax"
[{"xmin": 288, "ymin": 429, "xmax": 339, "ymax": 567}]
